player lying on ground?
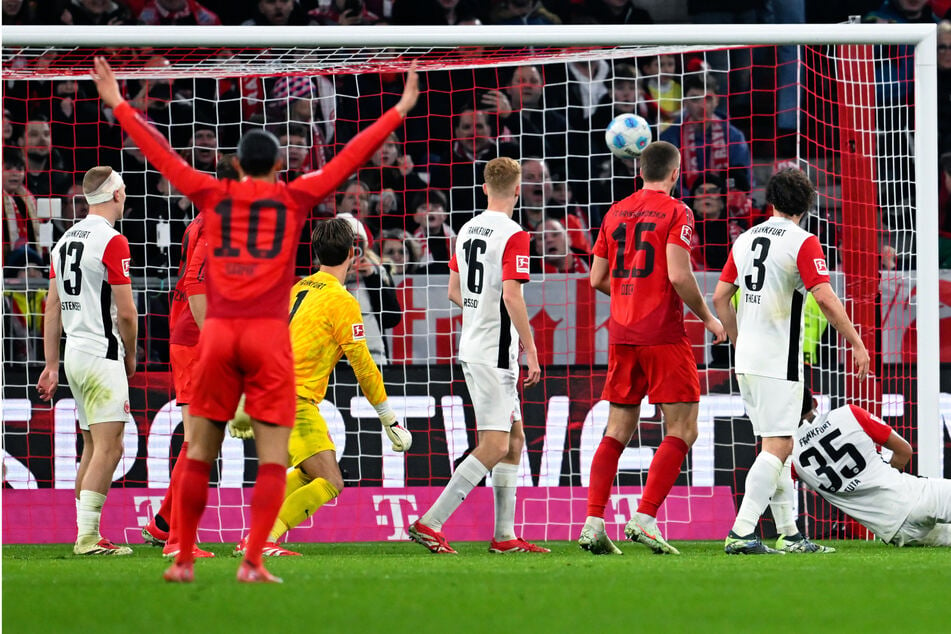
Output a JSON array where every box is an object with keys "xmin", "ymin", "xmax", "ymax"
[
  {"xmin": 91, "ymin": 56, "xmax": 419, "ymax": 583},
  {"xmin": 795, "ymin": 388, "xmax": 951, "ymax": 547},
  {"xmin": 38, "ymin": 166, "xmax": 137, "ymax": 556},
  {"xmin": 141, "ymin": 156, "xmax": 238, "ymax": 560},
  {"xmin": 579, "ymin": 141, "xmax": 726, "ymax": 556},
  {"xmin": 231, "ymin": 217, "xmax": 411, "ymax": 557},
  {"xmin": 713, "ymin": 168, "xmax": 867, "ymax": 555},
  {"xmin": 409, "ymin": 157, "xmax": 548, "ymax": 554}
]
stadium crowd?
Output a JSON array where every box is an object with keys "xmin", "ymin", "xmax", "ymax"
[{"xmin": 3, "ymin": 0, "xmax": 950, "ymax": 366}]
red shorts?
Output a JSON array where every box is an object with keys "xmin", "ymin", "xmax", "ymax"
[
  {"xmin": 169, "ymin": 343, "xmax": 200, "ymax": 406},
  {"xmin": 189, "ymin": 317, "xmax": 295, "ymax": 428},
  {"xmin": 602, "ymin": 340, "xmax": 701, "ymax": 405}
]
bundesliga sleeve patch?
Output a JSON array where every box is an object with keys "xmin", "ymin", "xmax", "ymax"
[
  {"xmin": 516, "ymin": 255, "xmax": 530, "ymax": 274},
  {"xmin": 351, "ymin": 323, "xmax": 366, "ymax": 340},
  {"xmin": 122, "ymin": 258, "xmax": 131, "ymax": 278},
  {"xmin": 681, "ymin": 224, "xmax": 693, "ymax": 245},
  {"xmin": 814, "ymin": 258, "xmax": 828, "ymax": 275}
]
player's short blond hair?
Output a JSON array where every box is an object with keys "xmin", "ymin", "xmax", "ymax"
[
  {"xmin": 82, "ymin": 166, "xmax": 115, "ymax": 195},
  {"xmin": 483, "ymin": 157, "xmax": 521, "ymax": 196}
]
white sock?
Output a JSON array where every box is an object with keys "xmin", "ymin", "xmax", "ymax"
[
  {"xmin": 75, "ymin": 496, "xmax": 81, "ymax": 530},
  {"xmin": 731, "ymin": 452, "xmax": 784, "ymax": 536},
  {"xmin": 769, "ymin": 457, "xmax": 798, "ymax": 538},
  {"xmin": 421, "ymin": 454, "xmax": 489, "ymax": 531},
  {"xmin": 491, "ymin": 462, "xmax": 519, "ymax": 541},
  {"xmin": 77, "ymin": 490, "xmax": 106, "ymax": 541},
  {"xmin": 584, "ymin": 516, "xmax": 605, "ymax": 531}
]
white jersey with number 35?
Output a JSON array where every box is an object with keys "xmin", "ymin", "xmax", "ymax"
[
  {"xmin": 720, "ymin": 216, "xmax": 830, "ymax": 381},
  {"xmin": 793, "ymin": 405, "xmax": 917, "ymax": 542},
  {"xmin": 50, "ymin": 215, "xmax": 132, "ymax": 360},
  {"xmin": 449, "ymin": 210, "xmax": 530, "ymax": 370}
]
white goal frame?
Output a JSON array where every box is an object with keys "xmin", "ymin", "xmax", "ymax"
[{"xmin": 1, "ymin": 23, "xmax": 941, "ymax": 476}]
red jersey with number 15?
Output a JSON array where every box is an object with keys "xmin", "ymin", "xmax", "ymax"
[
  {"xmin": 113, "ymin": 101, "xmax": 403, "ymax": 320},
  {"xmin": 594, "ymin": 188, "xmax": 694, "ymax": 345}
]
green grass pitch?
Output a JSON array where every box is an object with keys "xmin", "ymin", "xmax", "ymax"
[{"xmin": 4, "ymin": 541, "xmax": 950, "ymax": 633}]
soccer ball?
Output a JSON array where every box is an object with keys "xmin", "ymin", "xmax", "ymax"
[{"xmin": 604, "ymin": 113, "xmax": 652, "ymax": 159}]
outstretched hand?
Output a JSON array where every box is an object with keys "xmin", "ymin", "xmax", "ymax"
[
  {"xmin": 91, "ymin": 56, "xmax": 123, "ymax": 109},
  {"xmin": 395, "ymin": 62, "xmax": 420, "ymax": 117}
]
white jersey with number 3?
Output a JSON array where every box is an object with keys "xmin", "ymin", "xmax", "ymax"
[
  {"xmin": 450, "ymin": 210, "xmax": 530, "ymax": 370},
  {"xmin": 720, "ymin": 216, "xmax": 830, "ymax": 381},
  {"xmin": 793, "ymin": 405, "xmax": 916, "ymax": 542},
  {"xmin": 50, "ymin": 215, "xmax": 132, "ymax": 360}
]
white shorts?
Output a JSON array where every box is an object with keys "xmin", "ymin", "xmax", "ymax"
[
  {"xmin": 64, "ymin": 345, "xmax": 130, "ymax": 431},
  {"xmin": 891, "ymin": 478, "xmax": 951, "ymax": 547},
  {"xmin": 461, "ymin": 361, "xmax": 519, "ymax": 432},
  {"xmin": 737, "ymin": 374, "xmax": 803, "ymax": 437}
]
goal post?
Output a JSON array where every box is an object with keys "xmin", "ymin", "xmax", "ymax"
[{"xmin": 1, "ymin": 23, "xmax": 940, "ymax": 545}]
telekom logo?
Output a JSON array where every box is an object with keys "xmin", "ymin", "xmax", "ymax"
[{"xmin": 373, "ymin": 494, "xmax": 418, "ymax": 541}]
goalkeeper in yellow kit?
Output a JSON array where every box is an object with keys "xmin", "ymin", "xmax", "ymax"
[{"xmin": 232, "ymin": 217, "xmax": 412, "ymax": 557}]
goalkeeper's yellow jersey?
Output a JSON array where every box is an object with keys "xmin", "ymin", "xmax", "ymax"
[{"xmin": 289, "ymin": 271, "xmax": 388, "ymax": 406}]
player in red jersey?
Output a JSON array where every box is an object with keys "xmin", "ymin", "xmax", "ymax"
[
  {"xmin": 92, "ymin": 57, "xmax": 419, "ymax": 583},
  {"xmin": 578, "ymin": 141, "xmax": 726, "ymax": 556},
  {"xmin": 141, "ymin": 156, "xmax": 238, "ymax": 559}
]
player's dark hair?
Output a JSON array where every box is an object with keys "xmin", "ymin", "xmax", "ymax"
[
  {"xmin": 411, "ymin": 189, "xmax": 448, "ymax": 212},
  {"xmin": 766, "ymin": 168, "xmax": 815, "ymax": 218},
  {"xmin": 237, "ymin": 129, "xmax": 280, "ymax": 177},
  {"xmin": 639, "ymin": 141, "xmax": 680, "ymax": 182},
  {"xmin": 216, "ymin": 153, "xmax": 239, "ymax": 180},
  {"xmin": 801, "ymin": 386, "xmax": 815, "ymax": 419},
  {"xmin": 311, "ymin": 217, "xmax": 354, "ymax": 267},
  {"xmin": 682, "ymin": 72, "xmax": 717, "ymax": 95}
]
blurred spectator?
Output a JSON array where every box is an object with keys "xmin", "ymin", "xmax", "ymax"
[
  {"xmin": 242, "ymin": 0, "xmax": 311, "ymax": 25},
  {"xmin": 277, "ymin": 122, "xmax": 313, "ymax": 181},
  {"xmin": 21, "ymin": 116, "xmax": 72, "ymax": 197},
  {"xmin": 138, "ymin": 0, "xmax": 222, "ymax": 24},
  {"xmin": 44, "ymin": 79, "xmax": 102, "ymax": 174},
  {"xmin": 518, "ymin": 158, "xmax": 590, "ymax": 252},
  {"xmin": 61, "ymin": 0, "xmax": 134, "ymax": 24},
  {"xmin": 391, "ymin": 0, "xmax": 483, "ymax": 25},
  {"xmin": 358, "ymin": 131, "xmax": 426, "ymax": 232},
  {"xmin": 62, "ymin": 181, "xmax": 89, "ymax": 224},
  {"xmin": 864, "ymin": 0, "xmax": 938, "ymax": 21},
  {"xmin": 3, "ymin": 0, "xmax": 40, "ymax": 23},
  {"xmin": 428, "ymin": 105, "xmax": 520, "ymax": 227},
  {"xmin": 126, "ymin": 56, "xmax": 200, "ymax": 149},
  {"xmin": 339, "ymin": 212, "xmax": 401, "ymax": 365},
  {"xmin": 2, "ymin": 151, "xmax": 44, "ymax": 273},
  {"xmin": 639, "ymin": 55, "xmax": 682, "ymax": 130},
  {"xmin": 590, "ymin": 154, "xmax": 639, "ymax": 226},
  {"xmin": 410, "ymin": 190, "xmax": 456, "ymax": 274},
  {"xmin": 939, "ymin": 20, "xmax": 951, "ymax": 155},
  {"xmin": 579, "ymin": 0, "xmax": 653, "ymax": 23},
  {"xmin": 563, "ymin": 59, "xmax": 611, "ymax": 129},
  {"xmin": 488, "ymin": 65, "xmax": 568, "ymax": 161},
  {"xmin": 184, "ymin": 124, "xmax": 219, "ymax": 173},
  {"xmin": 3, "ymin": 108, "xmax": 20, "ymax": 147},
  {"xmin": 535, "ymin": 218, "xmax": 590, "ymax": 274},
  {"xmin": 660, "ymin": 73, "xmax": 753, "ymax": 209},
  {"xmin": 309, "ymin": 0, "xmax": 380, "ymax": 24},
  {"xmin": 590, "ymin": 63, "xmax": 651, "ymax": 155},
  {"xmin": 2, "ymin": 245, "xmax": 47, "ymax": 364},
  {"xmin": 687, "ymin": 174, "xmax": 743, "ymax": 271},
  {"xmin": 377, "ymin": 229, "xmax": 421, "ymax": 276},
  {"xmin": 489, "ymin": 0, "xmax": 561, "ymax": 24},
  {"xmin": 336, "ymin": 178, "xmax": 372, "ymax": 227}
]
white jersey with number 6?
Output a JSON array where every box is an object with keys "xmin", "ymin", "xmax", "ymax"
[
  {"xmin": 50, "ymin": 215, "xmax": 132, "ymax": 360},
  {"xmin": 720, "ymin": 216, "xmax": 830, "ymax": 381},
  {"xmin": 449, "ymin": 210, "xmax": 530, "ymax": 370},
  {"xmin": 793, "ymin": 405, "xmax": 916, "ymax": 542}
]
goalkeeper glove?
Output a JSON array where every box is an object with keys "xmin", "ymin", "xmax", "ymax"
[
  {"xmin": 228, "ymin": 395, "xmax": 254, "ymax": 440},
  {"xmin": 376, "ymin": 402, "xmax": 412, "ymax": 452}
]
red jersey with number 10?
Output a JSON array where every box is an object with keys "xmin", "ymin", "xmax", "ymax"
[
  {"xmin": 113, "ymin": 101, "xmax": 403, "ymax": 319},
  {"xmin": 594, "ymin": 188, "xmax": 694, "ymax": 345}
]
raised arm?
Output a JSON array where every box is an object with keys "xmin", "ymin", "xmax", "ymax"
[
  {"xmin": 91, "ymin": 57, "xmax": 216, "ymax": 201},
  {"xmin": 291, "ymin": 65, "xmax": 420, "ymax": 205}
]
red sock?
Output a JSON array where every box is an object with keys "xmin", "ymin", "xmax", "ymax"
[
  {"xmin": 637, "ymin": 435, "xmax": 689, "ymax": 517},
  {"xmin": 159, "ymin": 441, "xmax": 188, "ymax": 544},
  {"xmin": 586, "ymin": 436, "xmax": 625, "ymax": 518},
  {"xmin": 173, "ymin": 457, "xmax": 210, "ymax": 565},
  {"xmin": 244, "ymin": 463, "xmax": 287, "ymax": 567}
]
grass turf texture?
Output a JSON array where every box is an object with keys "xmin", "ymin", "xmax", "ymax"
[{"xmin": 5, "ymin": 541, "xmax": 950, "ymax": 633}]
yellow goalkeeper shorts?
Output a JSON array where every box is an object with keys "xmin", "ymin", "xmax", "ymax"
[{"xmin": 288, "ymin": 398, "xmax": 336, "ymax": 468}]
